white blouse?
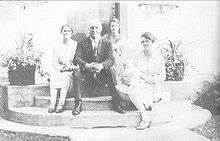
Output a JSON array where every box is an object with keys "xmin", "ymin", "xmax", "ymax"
[
  {"xmin": 134, "ymin": 47, "xmax": 166, "ymax": 82},
  {"xmin": 52, "ymin": 39, "xmax": 77, "ymax": 72}
]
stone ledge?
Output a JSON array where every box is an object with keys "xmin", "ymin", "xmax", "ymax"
[
  {"xmin": 161, "ymin": 81, "xmax": 195, "ymax": 100},
  {"xmin": 5, "ymin": 103, "xmax": 212, "ymax": 129},
  {"xmin": 4, "ymin": 80, "xmax": 196, "ymax": 110},
  {"xmin": 35, "ymin": 96, "xmax": 112, "ymax": 111},
  {"xmin": 7, "ymin": 107, "xmax": 140, "ymax": 128},
  {"xmin": 0, "ymin": 116, "xmax": 210, "ymax": 141}
]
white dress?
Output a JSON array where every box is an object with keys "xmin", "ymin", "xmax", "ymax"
[
  {"xmin": 117, "ymin": 46, "xmax": 166, "ymax": 104},
  {"xmin": 133, "ymin": 48, "xmax": 165, "ymax": 103},
  {"xmin": 50, "ymin": 39, "xmax": 78, "ymax": 89}
]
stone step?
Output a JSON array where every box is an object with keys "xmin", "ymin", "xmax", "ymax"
[
  {"xmin": 7, "ymin": 107, "xmax": 141, "ymax": 128},
  {"xmin": 35, "ymin": 96, "xmax": 112, "ymax": 111},
  {"xmin": 6, "ymin": 84, "xmax": 111, "ymax": 108},
  {"xmin": 0, "ymin": 116, "xmax": 210, "ymax": 141},
  {"xmin": 6, "ymin": 103, "xmax": 212, "ymax": 129}
]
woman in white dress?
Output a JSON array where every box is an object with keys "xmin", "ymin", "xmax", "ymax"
[
  {"xmin": 118, "ymin": 32, "xmax": 166, "ymax": 129},
  {"xmin": 48, "ymin": 24, "xmax": 81, "ymax": 113}
]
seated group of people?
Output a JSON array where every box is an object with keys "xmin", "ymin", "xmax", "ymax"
[{"xmin": 47, "ymin": 17, "xmax": 166, "ymax": 130}]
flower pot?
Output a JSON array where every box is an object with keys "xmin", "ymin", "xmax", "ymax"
[
  {"xmin": 165, "ymin": 61, "xmax": 185, "ymax": 81},
  {"xmin": 8, "ymin": 65, "xmax": 36, "ymax": 86}
]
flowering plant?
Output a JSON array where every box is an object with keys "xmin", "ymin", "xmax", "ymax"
[
  {"xmin": 162, "ymin": 39, "xmax": 186, "ymax": 81},
  {"xmin": 0, "ymin": 32, "xmax": 43, "ymax": 85},
  {"xmin": 1, "ymin": 33, "xmax": 42, "ymax": 70}
]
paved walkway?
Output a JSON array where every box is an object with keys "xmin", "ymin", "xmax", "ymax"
[{"xmin": 0, "ymin": 115, "xmax": 211, "ymax": 141}]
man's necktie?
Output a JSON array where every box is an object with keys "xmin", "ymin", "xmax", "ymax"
[{"xmin": 93, "ymin": 40, "xmax": 98, "ymax": 56}]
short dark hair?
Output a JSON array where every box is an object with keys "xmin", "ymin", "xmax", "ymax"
[
  {"xmin": 141, "ymin": 32, "xmax": 155, "ymax": 43},
  {"xmin": 60, "ymin": 24, "xmax": 73, "ymax": 34}
]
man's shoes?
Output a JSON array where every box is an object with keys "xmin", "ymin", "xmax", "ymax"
[
  {"xmin": 136, "ymin": 120, "xmax": 151, "ymax": 130},
  {"xmin": 113, "ymin": 105, "xmax": 126, "ymax": 114},
  {"xmin": 48, "ymin": 108, "xmax": 56, "ymax": 113},
  {"xmin": 72, "ymin": 100, "xmax": 82, "ymax": 116}
]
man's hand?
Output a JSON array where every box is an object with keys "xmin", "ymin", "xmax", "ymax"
[
  {"xmin": 85, "ymin": 63, "xmax": 94, "ymax": 70},
  {"xmin": 91, "ymin": 63, "xmax": 104, "ymax": 73},
  {"xmin": 85, "ymin": 62, "xmax": 104, "ymax": 73}
]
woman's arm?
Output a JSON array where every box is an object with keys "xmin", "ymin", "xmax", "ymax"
[
  {"xmin": 52, "ymin": 47, "xmax": 64, "ymax": 72},
  {"xmin": 146, "ymin": 55, "xmax": 166, "ymax": 83}
]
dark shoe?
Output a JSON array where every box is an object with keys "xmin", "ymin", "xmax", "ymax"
[
  {"xmin": 143, "ymin": 104, "xmax": 152, "ymax": 111},
  {"xmin": 136, "ymin": 120, "xmax": 151, "ymax": 130},
  {"xmin": 153, "ymin": 98, "xmax": 162, "ymax": 103},
  {"xmin": 113, "ymin": 105, "xmax": 126, "ymax": 114},
  {"xmin": 56, "ymin": 107, "xmax": 64, "ymax": 113},
  {"xmin": 72, "ymin": 100, "xmax": 82, "ymax": 116},
  {"xmin": 48, "ymin": 108, "xmax": 56, "ymax": 113}
]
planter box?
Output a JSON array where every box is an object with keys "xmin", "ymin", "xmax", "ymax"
[{"xmin": 8, "ymin": 65, "xmax": 36, "ymax": 86}]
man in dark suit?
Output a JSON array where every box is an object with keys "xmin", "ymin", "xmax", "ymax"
[{"xmin": 73, "ymin": 19, "xmax": 125, "ymax": 115}]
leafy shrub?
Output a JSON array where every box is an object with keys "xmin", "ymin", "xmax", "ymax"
[{"xmin": 193, "ymin": 73, "xmax": 220, "ymax": 115}]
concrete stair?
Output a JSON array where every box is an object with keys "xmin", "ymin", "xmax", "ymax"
[
  {"xmin": 35, "ymin": 96, "xmax": 112, "ymax": 111},
  {"xmin": 0, "ymin": 84, "xmax": 213, "ymax": 141},
  {"xmin": 2, "ymin": 83, "xmax": 212, "ymax": 129},
  {"xmin": 7, "ymin": 107, "xmax": 140, "ymax": 128},
  {"xmin": 0, "ymin": 116, "xmax": 211, "ymax": 141},
  {"xmin": 5, "ymin": 102, "xmax": 212, "ymax": 129}
]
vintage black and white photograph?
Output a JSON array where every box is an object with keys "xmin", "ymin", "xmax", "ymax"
[{"xmin": 0, "ymin": 1, "xmax": 219, "ymax": 141}]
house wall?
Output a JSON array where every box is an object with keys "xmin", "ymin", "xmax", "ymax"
[
  {"xmin": 121, "ymin": 1, "xmax": 220, "ymax": 77},
  {"xmin": 0, "ymin": 1, "xmax": 219, "ymax": 98},
  {"xmin": 0, "ymin": 1, "xmax": 113, "ymax": 73},
  {"xmin": 118, "ymin": 1, "xmax": 220, "ymax": 98}
]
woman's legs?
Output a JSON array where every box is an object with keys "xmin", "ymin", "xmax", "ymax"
[
  {"xmin": 128, "ymin": 85, "xmax": 152, "ymax": 130},
  {"xmin": 48, "ymin": 88, "xmax": 58, "ymax": 112},
  {"xmin": 128, "ymin": 93, "xmax": 151, "ymax": 122},
  {"xmin": 57, "ymin": 88, "xmax": 68, "ymax": 110}
]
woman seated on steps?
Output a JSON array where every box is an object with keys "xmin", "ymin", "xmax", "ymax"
[
  {"xmin": 48, "ymin": 24, "xmax": 82, "ymax": 114},
  {"xmin": 116, "ymin": 32, "xmax": 166, "ymax": 130}
]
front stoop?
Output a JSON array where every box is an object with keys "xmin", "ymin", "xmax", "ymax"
[
  {"xmin": 0, "ymin": 84, "xmax": 213, "ymax": 141},
  {"xmin": 6, "ymin": 104, "xmax": 212, "ymax": 129},
  {"xmin": 7, "ymin": 108, "xmax": 140, "ymax": 127},
  {"xmin": 35, "ymin": 96, "xmax": 112, "ymax": 111},
  {"xmin": 0, "ymin": 117, "xmax": 211, "ymax": 141}
]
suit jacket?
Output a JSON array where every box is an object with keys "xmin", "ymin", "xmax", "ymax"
[
  {"xmin": 74, "ymin": 37, "xmax": 115, "ymax": 84},
  {"xmin": 74, "ymin": 37, "xmax": 115, "ymax": 80}
]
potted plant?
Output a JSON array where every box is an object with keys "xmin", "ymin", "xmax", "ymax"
[
  {"xmin": 163, "ymin": 40, "xmax": 186, "ymax": 81},
  {"xmin": 1, "ymin": 33, "xmax": 42, "ymax": 86}
]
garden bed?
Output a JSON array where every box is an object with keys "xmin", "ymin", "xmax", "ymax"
[{"xmin": 191, "ymin": 116, "xmax": 218, "ymax": 140}]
